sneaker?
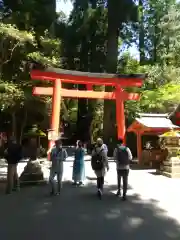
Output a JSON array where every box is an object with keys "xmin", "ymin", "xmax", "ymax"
[
  {"xmin": 50, "ymin": 191, "xmax": 56, "ymax": 196},
  {"xmin": 57, "ymin": 188, "xmax": 61, "ymax": 195},
  {"xmin": 97, "ymin": 189, "xmax": 102, "ymax": 199},
  {"xmin": 116, "ymin": 190, "xmax": 121, "ymax": 197},
  {"xmin": 122, "ymin": 195, "xmax": 127, "ymax": 201}
]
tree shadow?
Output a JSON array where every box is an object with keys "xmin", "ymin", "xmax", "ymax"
[
  {"xmin": 86, "ymin": 176, "xmax": 97, "ymax": 181},
  {"xmin": 130, "ymin": 164, "xmax": 155, "ymax": 170},
  {"xmin": 0, "ymin": 181, "xmax": 179, "ymax": 239},
  {"xmin": 149, "ymin": 171, "xmax": 161, "ymax": 176},
  {"xmin": 86, "ymin": 177, "xmax": 132, "ymax": 191}
]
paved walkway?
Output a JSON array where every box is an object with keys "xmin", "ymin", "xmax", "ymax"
[{"xmin": 0, "ymin": 160, "xmax": 180, "ymax": 239}]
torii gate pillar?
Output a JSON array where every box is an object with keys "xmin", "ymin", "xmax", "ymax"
[
  {"xmin": 116, "ymin": 85, "xmax": 125, "ymax": 142},
  {"xmin": 50, "ymin": 79, "xmax": 61, "ymax": 149}
]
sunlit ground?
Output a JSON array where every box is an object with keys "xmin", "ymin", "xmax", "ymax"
[{"xmin": 0, "ymin": 159, "xmax": 180, "ymax": 239}]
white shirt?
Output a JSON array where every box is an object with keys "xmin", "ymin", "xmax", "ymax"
[{"xmin": 113, "ymin": 145, "xmax": 132, "ymax": 170}]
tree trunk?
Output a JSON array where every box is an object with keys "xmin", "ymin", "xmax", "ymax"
[
  {"xmin": 88, "ymin": 0, "xmax": 100, "ymax": 143},
  {"xmin": 103, "ymin": 0, "xmax": 119, "ymax": 149},
  {"xmin": 139, "ymin": 0, "xmax": 145, "ymax": 65},
  {"xmin": 75, "ymin": 1, "xmax": 90, "ymax": 142},
  {"xmin": 12, "ymin": 112, "xmax": 17, "ymax": 139},
  {"xmin": 77, "ymin": 34, "xmax": 89, "ymax": 141},
  {"xmin": 19, "ymin": 109, "xmax": 27, "ymax": 144}
]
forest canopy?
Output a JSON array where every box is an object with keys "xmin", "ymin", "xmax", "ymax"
[{"xmin": 0, "ymin": 0, "xmax": 179, "ymax": 146}]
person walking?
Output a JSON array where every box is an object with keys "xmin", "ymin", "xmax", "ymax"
[
  {"xmin": 96, "ymin": 138, "xmax": 108, "ymax": 154},
  {"xmin": 49, "ymin": 138, "xmax": 68, "ymax": 196},
  {"xmin": 72, "ymin": 140, "xmax": 85, "ymax": 186},
  {"xmin": 91, "ymin": 138, "xmax": 109, "ymax": 199},
  {"xmin": 4, "ymin": 137, "xmax": 22, "ymax": 194},
  {"xmin": 113, "ymin": 138, "xmax": 132, "ymax": 201}
]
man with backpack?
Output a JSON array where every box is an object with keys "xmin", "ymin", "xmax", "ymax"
[
  {"xmin": 91, "ymin": 138, "xmax": 109, "ymax": 199},
  {"xmin": 96, "ymin": 138, "xmax": 108, "ymax": 155},
  {"xmin": 113, "ymin": 138, "xmax": 132, "ymax": 200}
]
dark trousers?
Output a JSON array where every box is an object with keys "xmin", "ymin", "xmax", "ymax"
[
  {"xmin": 117, "ymin": 169, "xmax": 129, "ymax": 196},
  {"xmin": 6, "ymin": 164, "xmax": 20, "ymax": 193},
  {"xmin": 97, "ymin": 176, "xmax": 104, "ymax": 190}
]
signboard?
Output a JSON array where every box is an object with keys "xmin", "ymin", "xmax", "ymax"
[{"xmin": 48, "ymin": 130, "xmax": 59, "ymax": 141}]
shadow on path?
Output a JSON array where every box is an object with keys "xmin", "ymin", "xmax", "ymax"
[{"xmin": 0, "ymin": 181, "xmax": 179, "ymax": 240}]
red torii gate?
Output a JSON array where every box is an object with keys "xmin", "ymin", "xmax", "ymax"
[{"xmin": 30, "ymin": 67, "xmax": 145, "ymax": 149}]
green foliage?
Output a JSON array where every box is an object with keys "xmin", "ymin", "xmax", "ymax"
[
  {"xmin": 24, "ymin": 125, "xmax": 46, "ymax": 137},
  {"xmin": 1, "ymin": 0, "xmax": 180, "ymax": 144},
  {"xmin": 28, "ymin": 35, "xmax": 61, "ymax": 67},
  {"xmin": 0, "ymin": 23, "xmax": 34, "ymax": 43},
  {"xmin": 90, "ymin": 101, "xmax": 104, "ymax": 142},
  {"xmin": 140, "ymin": 84, "xmax": 180, "ymax": 112},
  {"xmin": 0, "ymin": 82, "xmax": 24, "ymax": 111},
  {"xmin": 0, "ymin": 3, "xmax": 62, "ymax": 140},
  {"xmin": 158, "ymin": 4, "xmax": 180, "ymax": 66}
]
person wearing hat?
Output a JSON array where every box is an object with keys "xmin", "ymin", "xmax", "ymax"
[
  {"xmin": 91, "ymin": 138, "xmax": 109, "ymax": 199},
  {"xmin": 96, "ymin": 138, "xmax": 108, "ymax": 154},
  {"xmin": 49, "ymin": 138, "xmax": 68, "ymax": 195}
]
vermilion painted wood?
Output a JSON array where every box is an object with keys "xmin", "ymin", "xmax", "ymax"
[
  {"xmin": 176, "ymin": 120, "xmax": 180, "ymax": 125},
  {"xmin": 115, "ymin": 86, "xmax": 125, "ymax": 140},
  {"xmin": 175, "ymin": 112, "xmax": 180, "ymax": 118},
  {"xmin": 50, "ymin": 79, "xmax": 61, "ymax": 151},
  {"xmin": 33, "ymin": 87, "xmax": 140, "ymax": 100},
  {"xmin": 31, "ymin": 70, "xmax": 143, "ymax": 87},
  {"xmin": 86, "ymin": 84, "xmax": 93, "ymax": 90}
]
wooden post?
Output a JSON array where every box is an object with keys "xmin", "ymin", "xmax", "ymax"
[
  {"xmin": 49, "ymin": 79, "xmax": 62, "ymax": 151},
  {"xmin": 115, "ymin": 86, "xmax": 125, "ymax": 141},
  {"xmin": 137, "ymin": 132, "xmax": 142, "ymax": 163}
]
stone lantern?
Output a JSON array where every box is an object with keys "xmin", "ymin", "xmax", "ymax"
[{"xmin": 159, "ymin": 130, "xmax": 180, "ymax": 178}]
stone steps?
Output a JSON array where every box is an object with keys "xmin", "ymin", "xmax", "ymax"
[
  {"xmin": 159, "ymin": 171, "xmax": 180, "ymax": 178},
  {"xmin": 161, "ymin": 166, "xmax": 180, "ymax": 173}
]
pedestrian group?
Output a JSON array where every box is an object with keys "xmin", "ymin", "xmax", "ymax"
[{"xmin": 4, "ymin": 136, "xmax": 132, "ymax": 201}]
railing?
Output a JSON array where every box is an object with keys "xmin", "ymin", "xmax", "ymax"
[{"xmin": 141, "ymin": 149, "xmax": 167, "ymax": 165}]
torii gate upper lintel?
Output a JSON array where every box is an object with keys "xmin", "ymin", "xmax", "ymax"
[{"xmin": 30, "ymin": 68, "xmax": 145, "ymax": 149}]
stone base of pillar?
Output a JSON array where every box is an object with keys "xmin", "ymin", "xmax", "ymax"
[
  {"xmin": 159, "ymin": 157, "xmax": 180, "ymax": 178},
  {"xmin": 20, "ymin": 159, "xmax": 46, "ymax": 184}
]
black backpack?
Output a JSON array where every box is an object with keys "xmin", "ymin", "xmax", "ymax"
[
  {"xmin": 117, "ymin": 146, "xmax": 129, "ymax": 165},
  {"xmin": 91, "ymin": 149, "xmax": 104, "ymax": 170}
]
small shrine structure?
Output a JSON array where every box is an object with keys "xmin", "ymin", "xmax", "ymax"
[{"xmin": 127, "ymin": 113, "xmax": 180, "ymax": 164}]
